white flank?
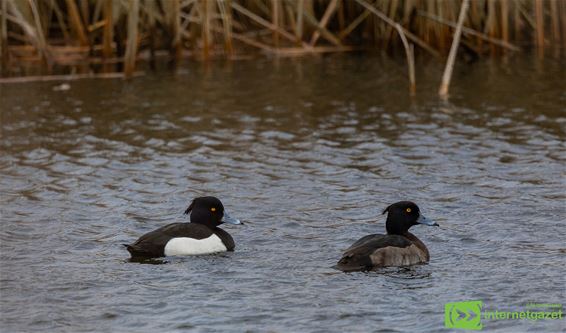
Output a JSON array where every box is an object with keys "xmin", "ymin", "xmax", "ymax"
[{"xmin": 164, "ymin": 234, "xmax": 227, "ymax": 256}]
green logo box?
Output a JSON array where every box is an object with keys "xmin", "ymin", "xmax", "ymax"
[{"xmin": 445, "ymin": 300, "xmax": 483, "ymax": 330}]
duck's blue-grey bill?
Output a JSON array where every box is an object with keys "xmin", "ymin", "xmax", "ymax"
[
  {"xmin": 222, "ymin": 211, "xmax": 241, "ymax": 225},
  {"xmin": 417, "ymin": 214, "xmax": 439, "ymax": 226}
]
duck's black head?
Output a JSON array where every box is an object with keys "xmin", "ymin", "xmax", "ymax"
[
  {"xmin": 183, "ymin": 196, "xmax": 240, "ymax": 227},
  {"xmin": 382, "ymin": 201, "xmax": 438, "ymax": 235}
]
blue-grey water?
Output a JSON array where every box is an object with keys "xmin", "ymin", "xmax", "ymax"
[{"xmin": 1, "ymin": 55, "xmax": 565, "ymax": 332}]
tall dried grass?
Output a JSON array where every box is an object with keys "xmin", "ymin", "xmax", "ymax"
[{"xmin": 0, "ymin": 0, "xmax": 563, "ymax": 78}]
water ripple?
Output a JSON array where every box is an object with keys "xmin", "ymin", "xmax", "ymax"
[{"xmin": 1, "ymin": 56, "xmax": 564, "ymax": 333}]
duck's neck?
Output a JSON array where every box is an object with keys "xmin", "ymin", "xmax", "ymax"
[
  {"xmin": 190, "ymin": 220, "xmax": 217, "ymax": 228},
  {"xmin": 402, "ymin": 231, "xmax": 430, "ymax": 261}
]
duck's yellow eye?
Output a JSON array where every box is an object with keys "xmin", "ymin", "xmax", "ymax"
[
  {"xmin": 406, "ymin": 208, "xmax": 412, "ymax": 213},
  {"xmin": 211, "ymin": 207, "xmax": 216, "ymax": 212}
]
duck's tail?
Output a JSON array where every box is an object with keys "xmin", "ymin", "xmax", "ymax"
[
  {"xmin": 123, "ymin": 243, "xmax": 135, "ymax": 255},
  {"xmin": 123, "ymin": 243, "xmax": 155, "ymax": 258}
]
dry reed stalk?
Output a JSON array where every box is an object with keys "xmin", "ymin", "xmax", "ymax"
[
  {"xmin": 231, "ymin": 2, "xmax": 306, "ymax": 46},
  {"xmin": 171, "ymin": 0, "xmax": 182, "ymax": 63},
  {"xmin": 282, "ymin": 2, "xmax": 298, "ymax": 44},
  {"xmin": 80, "ymin": 0, "xmax": 89, "ymax": 29},
  {"xmin": 485, "ymin": 0, "xmax": 497, "ymax": 54},
  {"xmin": 6, "ymin": 33, "xmax": 30, "ymax": 45},
  {"xmin": 0, "ymin": 71, "xmax": 143, "ymax": 83},
  {"xmin": 142, "ymin": 1, "xmax": 165, "ymax": 23},
  {"xmin": 143, "ymin": 2, "xmax": 154, "ymax": 69},
  {"xmin": 1, "ymin": 0, "xmax": 559, "ymax": 79},
  {"xmin": 518, "ymin": 5, "xmax": 536, "ymax": 30},
  {"xmin": 513, "ymin": 0, "xmax": 521, "ymax": 42},
  {"xmin": 124, "ymin": 0, "xmax": 139, "ymax": 77},
  {"xmin": 418, "ymin": 11, "xmax": 520, "ymax": 52},
  {"xmin": 28, "ymin": 0, "xmax": 50, "ymax": 67},
  {"xmin": 336, "ymin": 0, "xmax": 345, "ymax": 32},
  {"xmin": 274, "ymin": 45, "xmax": 354, "ymax": 56},
  {"xmin": 422, "ymin": 0, "xmax": 433, "ymax": 46},
  {"xmin": 301, "ymin": 7, "xmax": 341, "ymax": 46},
  {"xmin": 501, "ymin": 0, "xmax": 509, "ymax": 46},
  {"xmin": 181, "ymin": 1, "xmax": 199, "ymax": 51},
  {"xmin": 403, "ymin": 0, "xmax": 416, "ymax": 34},
  {"xmin": 338, "ymin": 10, "xmax": 370, "ymax": 40},
  {"xmin": 102, "ymin": 0, "xmax": 113, "ymax": 59},
  {"xmin": 1, "ymin": 0, "xmax": 8, "ymax": 74},
  {"xmin": 209, "ymin": 25, "xmax": 274, "ymax": 53},
  {"xmin": 201, "ymin": 0, "xmax": 211, "ymax": 60},
  {"xmin": 439, "ymin": 0, "xmax": 469, "ymax": 98},
  {"xmin": 87, "ymin": 21, "xmax": 106, "ymax": 32},
  {"xmin": 468, "ymin": 0, "xmax": 481, "ymax": 50},
  {"xmin": 218, "ymin": 0, "xmax": 234, "ymax": 56},
  {"xmin": 309, "ymin": 0, "xmax": 338, "ymax": 46},
  {"xmin": 271, "ymin": 0, "xmax": 280, "ymax": 48},
  {"xmin": 249, "ymin": 0, "xmax": 270, "ymax": 17},
  {"xmin": 534, "ymin": 0, "xmax": 544, "ymax": 57},
  {"xmin": 302, "ymin": 0, "xmax": 314, "ymax": 36},
  {"xmin": 395, "ymin": 23, "xmax": 415, "ymax": 96},
  {"xmin": 355, "ymin": 0, "xmax": 439, "ymax": 57},
  {"xmin": 296, "ymin": 0, "xmax": 304, "ymax": 41},
  {"xmin": 48, "ymin": 0, "xmax": 71, "ymax": 43},
  {"xmin": 549, "ymin": 0, "xmax": 560, "ymax": 43},
  {"xmin": 440, "ymin": 0, "xmax": 455, "ymax": 52},
  {"xmin": 561, "ymin": 0, "xmax": 566, "ymax": 49},
  {"xmin": 65, "ymin": 0, "xmax": 88, "ymax": 46},
  {"xmin": 7, "ymin": 1, "xmax": 49, "ymax": 63},
  {"xmin": 383, "ymin": 0, "xmax": 399, "ymax": 48},
  {"xmin": 92, "ymin": 0, "xmax": 103, "ymax": 23}
]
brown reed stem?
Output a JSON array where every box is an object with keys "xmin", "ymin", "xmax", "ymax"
[
  {"xmin": 383, "ymin": 0, "xmax": 399, "ymax": 48},
  {"xmin": 283, "ymin": 2, "xmax": 298, "ymax": 44},
  {"xmin": 296, "ymin": 0, "xmax": 304, "ymax": 41},
  {"xmin": 355, "ymin": 0, "xmax": 439, "ymax": 57},
  {"xmin": 202, "ymin": 0, "xmax": 211, "ymax": 60},
  {"xmin": 124, "ymin": 0, "xmax": 139, "ymax": 78},
  {"xmin": 501, "ymin": 0, "xmax": 509, "ymax": 51},
  {"xmin": 550, "ymin": 0, "xmax": 560, "ymax": 43},
  {"xmin": 65, "ymin": 0, "xmax": 88, "ymax": 46},
  {"xmin": 102, "ymin": 0, "xmax": 113, "ymax": 60},
  {"xmin": 395, "ymin": 23, "xmax": 415, "ymax": 96},
  {"xmin": 209, "ymin": 25, "xmax": 274, "ymax": 53},
  {"xmin": 7, "ymin": 0, "xmax": 50, "ymax": 64},
  {"xmin": 418, "ymin": 11, "xmax": 520, "ymax": 52},
  {"xmin": 146, "ymin": 1, "xmax": 157, "ymax": 70},
  {"xmin": 534, "ymin": 0, "xmax": 544, "ymax": 57},
  {"xmin": 561, "ymin": 0, "xmax": 566, "ymax": 49},
  {"xmin": 48, "ymin": 0, "xmax": 71, "ymax": 44},
  {"xmin": 338, "ymin": 10, "xmax": 369, "ymax": 40},
  {"xmin": 439, "ymin": 0, "xmax": 469, "ymax": 98},
  {"xmin": 232, "ymin": 2, "xmax": 309, "ymax": 47},
  {"xmin": 0, "ymin": 0, "xmax": 559, "ymax": 81},
  {"xmin": 219, "ymin": 0, "xmax": 234, "ymax": 56},
  {"xmin": 486, "ymin": 0, "xmax": 496, "ymax": 54},
  {"xmin": 28, "ymin": 0, "xmax": 50, "ymax": 69},
  {"xmin": 301, "ymin": 7, "xmax": 341, "ymax": 46},
  {"xmin": 1, "ymin": 0, "xmax": 8, "ymax": 75},
  {"xmin": 0, "ymin": 71, "xmax": 143, "ymax": 83},
  {"xmin": 171, "ymin": 0, "xmax": 182, "ymax": 64},
  {"xmin": 271, "ymin": 0, "xmax": 280, "ymax": 48},
  {"xmin": 310, "ymin": 0, "xmax": 338, "ymax": 46}
]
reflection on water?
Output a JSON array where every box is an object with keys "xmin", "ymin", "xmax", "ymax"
[{"xmin": 1, "ymin": 55, "xmax": 564, "ymax": 332}]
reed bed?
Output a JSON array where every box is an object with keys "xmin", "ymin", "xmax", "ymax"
[{"xmin": 0, "ymin": 0, "xmax": 564, "ymax": 78}]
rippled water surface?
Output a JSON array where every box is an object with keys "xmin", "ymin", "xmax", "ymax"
[{"xmin": 1, "ymin": 55, "xmax": 565, "ymax": 332}]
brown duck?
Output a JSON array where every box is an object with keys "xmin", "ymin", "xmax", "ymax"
[{"xmin": 337, "ymin": 201, "xmax": 438, "ymax": 272}]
